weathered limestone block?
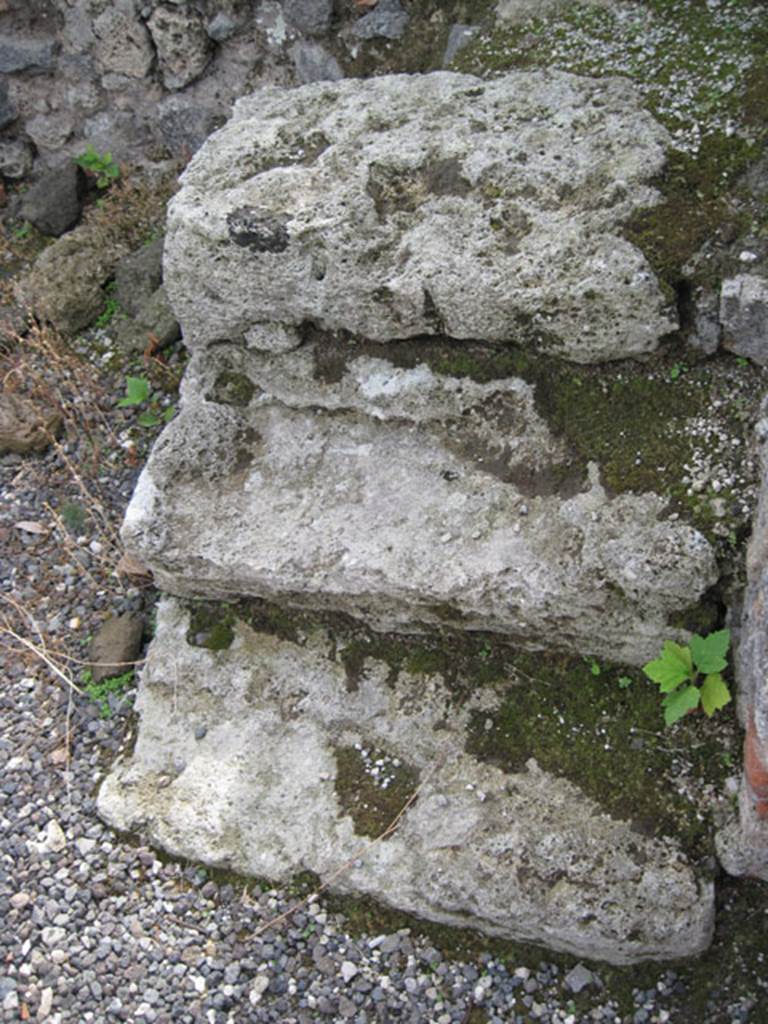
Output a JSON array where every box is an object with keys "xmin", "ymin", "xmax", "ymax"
[
  {"xmin": 93, "ymin": 8, "xmax": 155, "ymax": 79},
  {"xmin": 164, "ymin": 71, "xmax": 676, "ymax": 363},
  {"xmin": 147, "ymin": 5, "xmax": 213, "ymax": 91},
  {"xmin": 122, "ymin": 342, "xmax": 718, "ymax": 667},
  {"xmin": 720, "ymin": 274, "xmax": 768, "ymax": 366},
  {"xmin": 16, "ymin": 227, "xmax": 130, "ymax": 335},
  {"xmin": 98, "ymin": 597, "xmax": 715, "ymax": 965}
]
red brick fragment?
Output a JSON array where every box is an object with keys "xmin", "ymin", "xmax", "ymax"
[{"xmin": 745, "ymin": 714, "xmax": 768, "ymax": 819}]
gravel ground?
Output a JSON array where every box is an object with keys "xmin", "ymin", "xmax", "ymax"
[{"xmin": 2, "ymin": 321, "xmax": 768, "ymax": 1024}]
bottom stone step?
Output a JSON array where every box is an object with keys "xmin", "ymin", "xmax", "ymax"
[{"xmin": 98, "ymin": 597, "xmax": 714, "ymax": 965}]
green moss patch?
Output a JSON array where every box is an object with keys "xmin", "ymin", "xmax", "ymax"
[
  {"xmin": 205, "ymin": 369, "xmax": 256, "ymax": 407},
  {"xmin": 464, "ymin": 648, "xmax": 739, "ymax": 860},
  {"xmin": 452, "ymin": 0, "xmax": 768, "ymax": 150},
  {"xmin": 334, "ymin": 744, "xmax": 420, "ymax": 839},
  {"xmin": 623, "ymin": 136, "xmax": 756, "ymax": 295},
  {"xmin": 185, "ymin": 601, "xmax": 236, "ymax": 650}
]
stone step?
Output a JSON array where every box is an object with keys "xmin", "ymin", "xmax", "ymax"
[
  {"xmin": 98, "ymin": 597, "xmax": 715, "ymax": 965},
  {"xmin": 123, "ymin": 342, "xmax": 717, "ymax": 666},
  {"xmin": 164, "ymin": 70, "xmax": 675, "ymax": 363}
]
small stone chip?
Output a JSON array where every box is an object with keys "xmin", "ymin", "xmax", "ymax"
[{"xmin": 564, "ymin": 962, "xmax": 598, "ymax": 993}]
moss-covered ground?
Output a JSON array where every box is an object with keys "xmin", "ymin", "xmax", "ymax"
[
  {"xmin": 333, "ymin": 744, "xmax": 421, "ymax": 839},
  {"xmin": 452, "ymin": 0, "xmax": 768, "ymax": 152}
]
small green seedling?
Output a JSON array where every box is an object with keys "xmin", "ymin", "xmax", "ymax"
[
  {"xmin": 117, "ymin": 375, "xmax": 151, "ymax": 407},
  {"xmin": 584, "ymin": 657, "xmax": 601, "ymax": 676},
  {"xmin": 82, "ymin": 668, "xmax": 135, "ymax": 718},
  {"xmin": 95, "ymin": 294, "xmax": 120, "ymax": 329},
  {"xmin": 617, "ymin": 675, "xmax": 633, "ymax": 690},
  {"xmin": 669, "ymin": 362, "xmax": 687, "ymax": 381},
  {"xmin": 643, "ymin": 629, "xmax": 731, "ymax": 727},
  {"xmin": 75, "ymin": 145, "xmax": 120, "ymax": 189},
  {"xmin": 12, "ymin": 222, "xmax": 31, "ymax": 241},
  {"xmin": 117, "ymin": 375, "xmax": 175, "ymax": 427}
]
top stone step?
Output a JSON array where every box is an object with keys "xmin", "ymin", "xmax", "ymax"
[{"xmin": 164, "ymin": 70, "xmax": 675, "ymax": 364}]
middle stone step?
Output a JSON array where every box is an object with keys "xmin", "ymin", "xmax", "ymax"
[{"xmin": 122, "ymin": 341, "xmax": 717, "ymax": 667}]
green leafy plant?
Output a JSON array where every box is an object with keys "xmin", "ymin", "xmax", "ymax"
[
  {"xmin": 478, "ymin": 641, "xmax": 493, "ymax": 661},
  {"xmin": 75, "ymin": 145, "xmax": 121, "ymax": 189},
  {"xmin": 643, "ymin": 629, "xmax": 731, "ymax": 726},
  {"xmin": 82, "ymin": 668, "xmax": 135, "ymax": 718},
  {"xmin": 617, "ymin": 675, "xmax": 633, "ymax": 690},
  {"xmin": 95, "ymin": 295, "xmax": 120, "ymax": 329},
  {"xmin": 12, "ymin": 222, "xmax": 31, "ymax": 241},
  {"xmin": 117, "ymin": 375, "xmax": 175, "ymax": 427},
  {"xmin": 117, "ymin": 375, "xmax": 151, "ymax": 407}
]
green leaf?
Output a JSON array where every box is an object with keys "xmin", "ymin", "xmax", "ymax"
[
  {"xmin": 662, "ymin": 685, "xmax": 701, "ymax": 726},
  {"xmin": 117, "ymin": 376, "xmax": 151, "ymax": 407},
  {"xmin": 643, "ymin": 640, "xmax": 693, "ymax": 692},
  {"xmin": 162, "ymin": 405, "xmax": 176, "ymax": 423},
  {"xmin": 617, "ymin": 675, "xmax": 633, "ymax": 689},
  {"xmin": 700, "ymin": 673, "xmax": 732, "ymax": 717},
  {"xmin": 690, "ymin": 629, "xmax": 730, "ymax": 674},
  {"xmin": 137, "ymin": 411, "xmax": 161, "ymax": 427}
]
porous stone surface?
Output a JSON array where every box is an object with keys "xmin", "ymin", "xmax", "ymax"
[
  {"xmin": 25, "ymin": 110, "xmax": 75, "ymax": 153},
  {"xmin": 0, "ymin": 139, "xmax": 33, "ymax": 179},
  {"xmin": 19, "ymin": 163, "xmax": 85, "ymax": 237},
  {"xmin": 16, "ymin": 227, "xmax": 131, "ymax": 335},
  {"xmin": 113, "ymin": 286, "xmax": 181, "ymax": 354},
  {"xmin": 720, "ymin": 274, "xmax": 768, "ymax": 366},
  {"xmin": 93, "ymin": 8, "xmax": 155, "ymax": 79},
  {"xmin": 98, "ymin": 597, "xmax": 716, "ymax": 965},
  {"xmin": 0, "ymin": 78, "xmax": 16, "ymax": 130},
  {"xmin": 122, "ymin": 341, "xmax": 717, "ymax": 667},
  {"xmin": 0, "ymin": 34, "xmax": 55, "ymax": 72},
  {"xmin": 284, "ymin": 0, "xmax": 333, "ymax": 37},
  {"xmin": 0, "ymin": 392, "xmax": 62, "ymax": 454},
  {"xmin": 290, "ymin": 39, "xmax": 343, "ymax": 83},
  {"xmin": 352, "ymin": 0, "xmax": 409, "ymax": 40},
  {"xmin": 114, "ymin": 237, "xmax": 165, "ymax": 319},
  {"xmin": 147, "ymin": 5, "xmax": 213, "ymax": 91},
  {"xmin": 163, "ymin": 71, "xmax": 676, "ymax": 363}
]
